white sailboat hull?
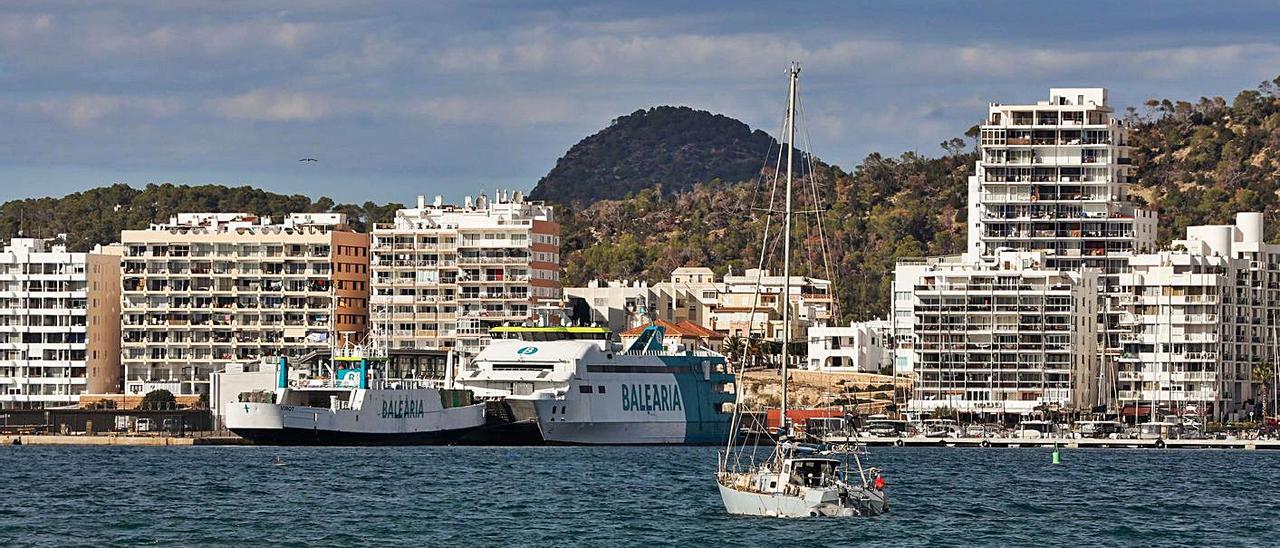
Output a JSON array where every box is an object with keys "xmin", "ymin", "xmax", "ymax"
[{"xmin": 717, "ymin": 482, "xmax": 888, "ymax": 518}]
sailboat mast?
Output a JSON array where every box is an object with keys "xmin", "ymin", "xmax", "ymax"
[{"xmin": 780, "ymin": 62, "xmax": 798, "ymax": 434}]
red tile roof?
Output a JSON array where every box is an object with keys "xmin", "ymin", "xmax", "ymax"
[{"xmin": 621, "ymin": 319, "xmax": 724, "ymax": 340}]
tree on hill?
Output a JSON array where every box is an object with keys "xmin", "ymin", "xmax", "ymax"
[
  {"xmin": 0, "ymin": 183, "xmax": 404, "ymax": 251},
  {"xmin": 529, "ymin": 106, "xmax": 781, "ymax": 205}
]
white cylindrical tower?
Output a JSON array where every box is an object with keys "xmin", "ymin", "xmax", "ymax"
[
  {"xmin": 1236, "ymin": 212, "xmax": 1264, "ymax": 244},
  {"xmin": 1187, "ymin": 225, "xmax": 1233, "ymax": 257}
]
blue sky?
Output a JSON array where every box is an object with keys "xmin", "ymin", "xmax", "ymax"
[{"xmin": 2, "ymin": 1, "xmax": 1280, "ymax": 205}]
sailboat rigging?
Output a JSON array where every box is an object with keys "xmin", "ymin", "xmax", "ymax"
[{"xmin": 715, "ymin": 62, "xmax": 889, "ymax": 518}]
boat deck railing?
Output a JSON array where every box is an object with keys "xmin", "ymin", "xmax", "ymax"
[{"xmin": 289, "ymin": 378, "xmax": 447, "ymax": 390}]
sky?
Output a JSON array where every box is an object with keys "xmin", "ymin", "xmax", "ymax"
[{"xmin": 2, "ymin": 0, "xmax": 1280, "ymax": 205}]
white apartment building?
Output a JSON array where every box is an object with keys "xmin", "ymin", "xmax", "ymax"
[
  {"xmin": 1116, "ymin": 213, "xmax": 1279, "ymax": 421},
  {"xmin": 370, "ymin": 192, "xmax": 560, "ymax": 355},
  {"xmin": 120, "ymin": 213, "xmax": 369, "ymax": 397},
  {"xmin": 896, "ymin": 251, "xmax": 1100, "ymax": 416},
  {"xmin": 564, "ymin": 280, "xmax": 658, "ymax": 331},
  {"xmin": 0, "ymin": 238, "xmax": 120, "ymax": 409},
  {"xmin": 805, "ymin": 319, "xmax": 892, "ymax": 373},
  {"xmin": 562, "ymin": 267, "xmax": 833, "ymax": 341},
  {"xmin": 968, "ymin": 88, "xmax": 1157, "ymax": 370}
]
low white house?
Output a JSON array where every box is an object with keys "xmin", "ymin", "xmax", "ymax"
[{"xmin": 805, "ymin": 319, "xmax": 892, "ymax": 373}]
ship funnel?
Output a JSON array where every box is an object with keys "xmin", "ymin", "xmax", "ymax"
[{"xmin": 277, "ymin": 356, "xmax": 288, "ymax": 389}]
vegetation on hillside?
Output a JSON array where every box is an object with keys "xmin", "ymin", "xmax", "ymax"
[
  {"xmin": 560, "ymin": 145, "xmax": 975, "ymax": 321},
  {"xmin": 1128, "ymin": 76, "xmax": 1280, "ymax": 243},
  {"xmin": 0, "ymin": 183, "xmax": 402, "ymax": 251},
  {"xmin": 529, "ymin": 106, "xmax": 778, "ymax": 205}
]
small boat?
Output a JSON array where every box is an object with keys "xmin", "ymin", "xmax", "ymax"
[
  {"xmin": 1013, "ymin": 420, "xmax": 1061, "ymax": 439},
  {"xmin": 921, "ymin": 419, "xmax": 963, "ymax": 438},
  {"xmin": 273, "ymin": 456, "xmax": 285, "ymax": 467},
  {"xmin": 864, "ymin": 416, "xmax": 912, "ymax": 438},
  {"xmin": 716, "ymin": 63, "xmax": 888, "ymax": 518}
]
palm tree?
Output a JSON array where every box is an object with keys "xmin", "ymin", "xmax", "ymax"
[
  {"xmin": 721, "ymin": 335, "xmax": 744, "ymax": 367},
  {"xmin": 1254, "ymin": 360, "xmax": 1275, "ymax": 419}
]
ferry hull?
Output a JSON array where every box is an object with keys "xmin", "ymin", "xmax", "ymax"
[
  {"xmin": 230, "ymin": 425, "xmax": 477, "ymax": 446},
  {"xmin": 225, "ymin": 392, "xmax": 487, "ymax": 446},
  {"xmin": 530, "ymin": 397, "xmax": 730, "ymax": 445}
]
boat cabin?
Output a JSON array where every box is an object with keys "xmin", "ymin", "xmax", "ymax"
[
  {"xmin": 1138, "ymin": 421, "xmax": 1184, "ymax": 439},
  {"xmin": 785, "ymin": 458, "xmax": 843, "ymax": 488}
]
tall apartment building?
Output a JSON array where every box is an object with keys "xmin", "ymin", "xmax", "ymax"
[
  {"xmin": 120, "ymin": 213, "xmax": 368, "ymax": 397},
  {"xmin": 896, "ymin": 251, "xmax": 1100, "ymax": 415},
  {"xmin": 968, "ymin": 88, "xmax": 1157, "ymax": 371},
  {"xmin": 0, "ymin": 238, "xmax": 120, "ymax": 409},
  {"xmin": 1117, "ymin": 213, "xmax": 1279, "ymax": 421},
  {"xmin": 370, "ymin": 192, "xmax": 560, "ymax": 355}
]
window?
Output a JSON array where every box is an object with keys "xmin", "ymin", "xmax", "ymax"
[
  {"xmin": 578, "ymin": 385, "xmax": 593, "ymax": 394},
  {"xmin": 597, "ymin": 386, "xmax": 606, "ymax": 393}
]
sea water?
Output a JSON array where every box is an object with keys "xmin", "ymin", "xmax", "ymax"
[{"xmin": 1, "ymin": 445, "xmax": 1275, "ymax": 546}]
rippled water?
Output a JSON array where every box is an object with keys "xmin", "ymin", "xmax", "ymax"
[{"xmin": 1, "ymin": 445, "xmax": 1276, "ymax": 546}]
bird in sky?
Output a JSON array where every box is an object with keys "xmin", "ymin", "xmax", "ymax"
[{"xmin": 299, "ymin": 158, "xmax": 318, "ymax": 162}]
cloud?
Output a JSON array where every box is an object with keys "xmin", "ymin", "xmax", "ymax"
[
  {"xmin": 427, "ymin": 29, "xmax": 1280, "ymax": 87},
  {"xmin": 18, "ymin": 95, "xmax": 184, "ymax": 127},
  {"xmin": 0, "ymin": 13, "xmax": 53, "ymax": 42},
  {"xmin": 412, "ymin": 96, "xmax": 578, "ymax": 125},
  {"xmin": 74, "ymin": 19, "xmax": 319, "ymax": 58},
  {"xmin": 211, "ymin": 90, "xmax": 333, "ymax": 121}
]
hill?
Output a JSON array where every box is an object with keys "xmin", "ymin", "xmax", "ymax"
[
  {"xmin": 559, "ymin": 148, "xmax": 974, "ymax": 321},
  {"xmin": 562, "ymin": 75, "xmax": 1280, "ymax": 321},
  {"xmin": 0, "ymin": 183, "xmax": 402, "ymax": 251},
  {"xmin": 528, "ymin": 106, "xmax": 778, "ymax": 205},
  {"xmin": 1128, "ymin": 76, "xmax": 1280, "ymax": 242}
]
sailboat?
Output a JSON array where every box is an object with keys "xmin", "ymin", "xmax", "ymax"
[{"xmin": 716, "ymin": 63, "xmax": 889, "ymax": 518}]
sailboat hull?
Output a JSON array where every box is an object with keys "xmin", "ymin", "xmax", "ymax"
[{"xmin": 717, "ymin": 482, "xmax": 888, "ymax": 518}]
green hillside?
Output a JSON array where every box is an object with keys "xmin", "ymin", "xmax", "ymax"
[{"xmin": 529, "ymin": 106, "xmax": 778, "ymax": 205}]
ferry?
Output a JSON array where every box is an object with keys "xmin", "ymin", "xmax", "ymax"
[
  {"xmin": 457, "ymin": 324, "xmax": 735, "ymax": 445},
  {"xmin": 224, "ymin": 355, "xmax": 485, "ymax": 445}
]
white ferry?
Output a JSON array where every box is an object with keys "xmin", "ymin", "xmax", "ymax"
[
  {"xmin": 457, "ymin": 325, "xmax": 735, "ymax": 445},
  {"xmin": 224, "ymin": 355, "xmax": 485, "ymax": 445}
]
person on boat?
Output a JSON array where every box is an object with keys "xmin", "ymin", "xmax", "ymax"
[{"xmin": 872, "ymin": 470, "xmax": 886, "ymax": 490}]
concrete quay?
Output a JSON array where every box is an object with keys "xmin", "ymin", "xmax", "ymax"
[
  {"xmin": 827, "ymin": 435, "xmax": 1280, "ymax": 450},
  {"xmin": 1, "ymin": 435, "xmax": 250, "ymax": 446}
]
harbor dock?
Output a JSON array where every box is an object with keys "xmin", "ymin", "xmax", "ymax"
[
  {"xmin": 827, "ymin": 436, "xmax": 1280, "ymax": 450},
  {"xmin": 2, "ymin": 435, "xmax": 251, "ymax": 446}
]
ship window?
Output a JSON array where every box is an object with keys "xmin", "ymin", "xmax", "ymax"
[
  {"xmin": 597, "ymin": 386, "xmax": 606, "ymax": 393},
  {"xmin": 579, "ymin": 385, "xmax": 593, "ymax": 394}
]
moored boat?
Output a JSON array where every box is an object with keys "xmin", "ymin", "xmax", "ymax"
[
  {"xmin": 716, "ymin": 62, "xmax": 889, "ymax": 518},
  {"xmin": 460, "ymin": 324, "xmax": 736, "ymax": 445},
  {"xmin": 225, "ymin": 354, "xmax": 485, "ymax": 445}
]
